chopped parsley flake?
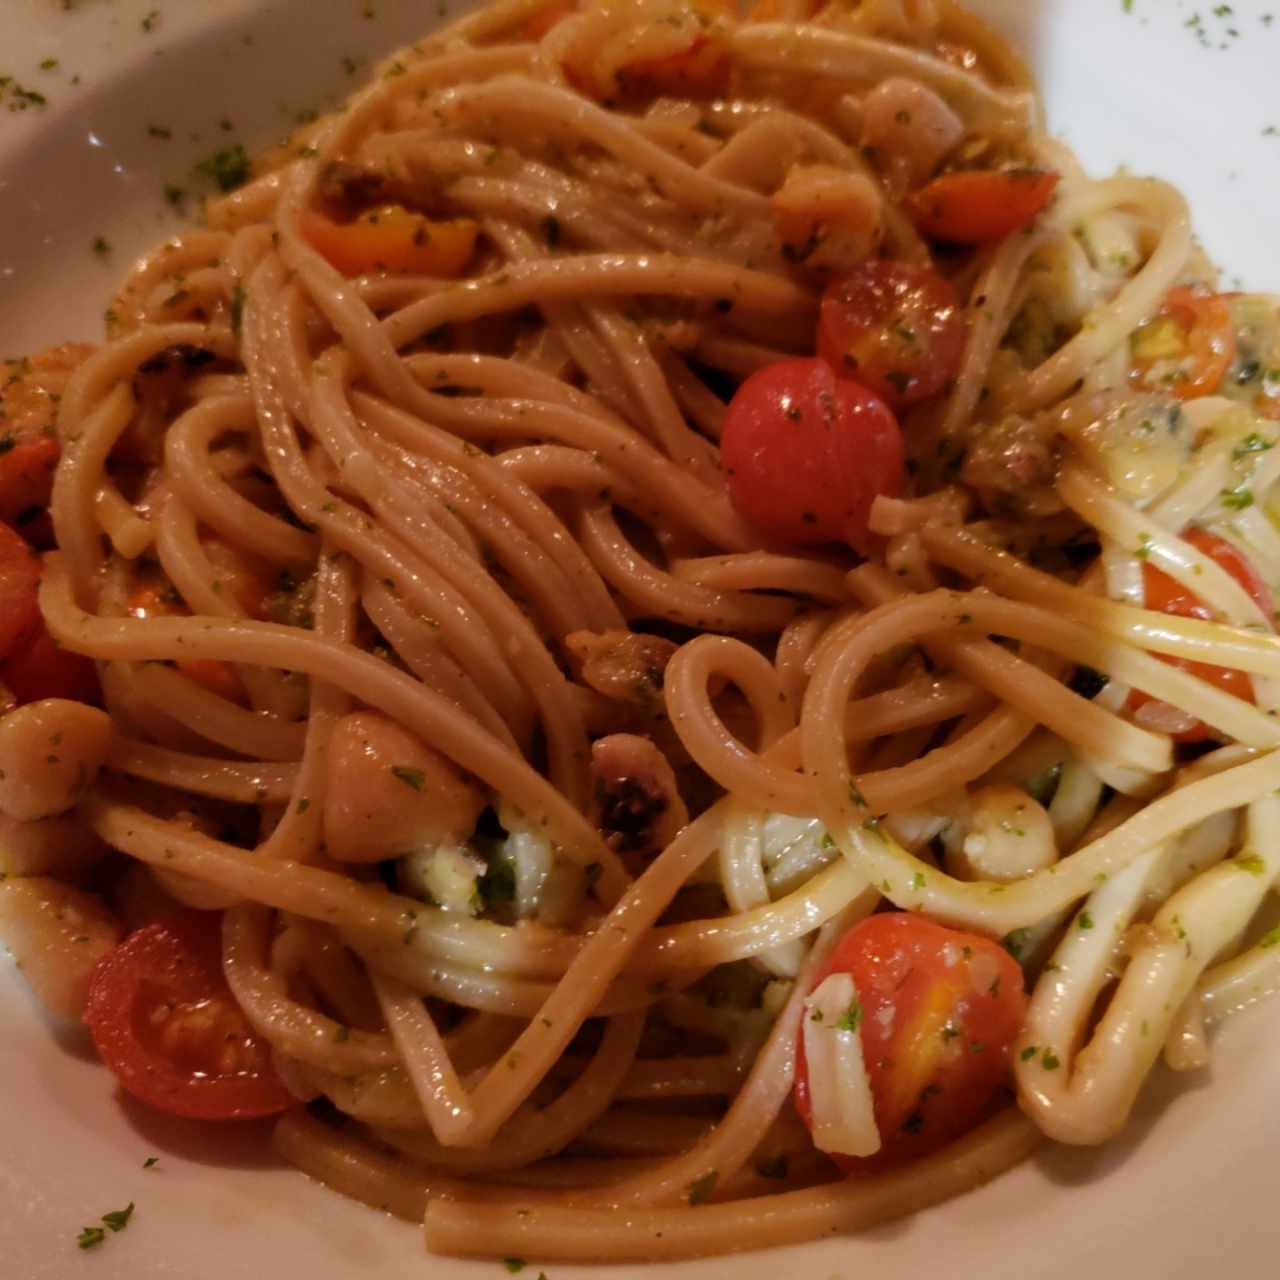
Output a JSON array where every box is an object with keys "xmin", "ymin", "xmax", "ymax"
[
  {"xmin": 1078, "ymin": 911, "xmax": 1095, "ymax": 930},
  {"xmin": 102, "ymin": 1203, "xmax": 134, "ymax": 1232},
  {"xmin": 2, "ymin": 80, "xmax": 49, "ymax": 111},
  {"xmin": 1042, "ymin": 1050, "xmax": 1061, "ymax": 1070},
  {"xmin": 834, "ymin": 998, "xmax": 863, "ymax": 1033},
  {"xmin": 77, "ymin": 1202, "xmax": 135, "ymax": 1250},
  {"xmin": 1003, "ymin": 928, "xmax": 1031, "ymax": 959},
  {"xmin": 143, "ymin": 1156, "xmax": 159, "ymax": 1169},
  {"xmin": 1233, "ymin": 433, "xmax": 1274, "ymax": 459},
  {"xmin": 391, "ymin": 765, "xmax": 426, "ymax": 790},
  {"xmin": 503, "ymin": 1261, "xmax": 527, "ymax": 1275},
  {"xmin": 196, "ymin": 143, "xmax": 251, "ymax": 192},
  {"xmin": 687, "ymin": 1169, "xmax": 718, "ymax": 1205}
]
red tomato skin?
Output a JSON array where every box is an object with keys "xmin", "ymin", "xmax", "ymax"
[
  {"xmin": 85, "ymin": 915, "xmax": 293, "ymax": 1121},
  {"xmin": 1, "ymin": 622, "xmax": 100, "ymax": 706},
  {"xmin": 0, "ymin": 437, "xmax": 60, "ymax": 543},
  {"xmin": 720, "ymin": 357, "xmax": 904, "ymax": 555},
  {"xmin": 0, "ymin": 522, "xmax": 42, "ymax": 659},
  {"xmin": 1145, "ymin": 528, "xmax": 1272, "ymax": 620},
  {"xmin": 1127, "ymin": 529, "xmax": 1272, "ymax": 742},
  {"xmin": 794, "ymin": 913, "xmax": 1027, "ymax": 1172},
  {"xmin": 818, "ymin": 262, "xmax": 966, "ymax": 410},
  {"xmin": 905, "ymin": 169, "xmax": 1059, "ymax": 244},
  {"xmin": 0, "ymin": 537, "xmax": 100, "ymax": 706}
]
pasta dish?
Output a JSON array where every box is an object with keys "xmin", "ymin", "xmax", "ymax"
[{"xmin": 1, "ymin": 0, "xmax": 1278, "ymax": 1263}]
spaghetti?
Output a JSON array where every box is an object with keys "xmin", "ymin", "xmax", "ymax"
[{"xmin": 1, "ymin": 0, "xmax": 1279, "ymax": 1264}]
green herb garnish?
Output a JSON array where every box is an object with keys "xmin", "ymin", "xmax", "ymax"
[
  {"xmin": 687, "ymin": 1170, "xmax": 718, "ymax": 1205},
  {"xmin": 391, "ymin": 765, "xmax": 425, "ymax": 790},
  {"xmin": 196, "ymin": 143, "xmax": 251, "ymax": 192}
]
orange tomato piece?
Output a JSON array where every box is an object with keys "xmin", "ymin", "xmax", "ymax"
[
  {"xmin": 905, "ymin": 169, "xmax": 1059, "ymax": 244},
  {"xmin": 300, "ymin": 205, "xmax": 477, "ymax": 278},
  {"xmin": 1131, "ymin": 288, "xmax": 1237, "ymax": 401},
  {"xmin": 126, "ymin": 579, "xmax": 245, "ymax": 703},
  {"xmin": 1142, "ymin": 527, "xmax": 1272, "ymax": 620},
  {"xmin": 1124, "ymin": 528, "xmax": 1271, "ymax": 742}
]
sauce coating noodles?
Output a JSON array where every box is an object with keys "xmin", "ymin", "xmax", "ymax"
[{"xmin": 2, "ymin": 0, "xmax": 1280, "ymax": 1264}]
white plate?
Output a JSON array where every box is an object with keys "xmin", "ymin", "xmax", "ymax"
[{"xmin": 2, "ymin": 1, "xmax": 1279, "ymax": 1275}]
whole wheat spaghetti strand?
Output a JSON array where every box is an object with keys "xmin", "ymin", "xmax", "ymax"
[{"xmin": 4, "ymin": 2, "xmax": 1278, "ymax": 1268}]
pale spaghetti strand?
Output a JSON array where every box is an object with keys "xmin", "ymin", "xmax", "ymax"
[
  {"xmin": 373, "ymin": 972, "xmax": 477, "ymax": 1145},
  {"xmin": 1017, "ymin": 796, "xmax": 1280, "ymax": 1143}
]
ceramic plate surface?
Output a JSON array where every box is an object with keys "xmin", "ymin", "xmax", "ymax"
[{"xmin": 1, "ymin": 1, "xmax": 1278, "ymax": 1275}]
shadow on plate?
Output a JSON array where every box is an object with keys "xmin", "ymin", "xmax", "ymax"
[
  {"xmin": 114, "ymin": 1090, "xmax": 286, "ymax": 1171},
  {"xmin": 1032, "ymin": 1060, "xmax": 1215, "ymax": 1188}
]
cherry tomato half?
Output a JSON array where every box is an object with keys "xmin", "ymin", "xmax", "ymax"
[
  {"xmin": 84, "ymin": 914, "xmax": 292, "ymax": 1120},
  {"xmin": 0, "ymin": 521, "xmax": 42, "ymax": 660},
  {"xmin": 817, "ymin": 261, "xmax": 966, "ymax": 410},
  {"xmin": 1125, "ymin": 528, "xmax": 1272, "ymax": 743},
  {"xmin": 1130, "ymin": 288, "xmax": 1236, "ymax": 401},
  {"xmin": 720, "ymin": 357, "xmax": 904, "ymax": 554},
  {"xmin": 1, "ymin": 621, "xmax": 100, "ymax": 706},
  {"xmin": 0, "ymin": 344, "xmax": 94, "ymax": 545},
  {"xmin": 0, "ymin": 526, "xmax": 99, "ymax": 706},
  {"xmin": 905, "ymin": 169, "xmax": 1059, "ymax": 244},
  {"xmin": 794, "ymin": 913, "xmax": 1027, "ymax": 1171}
]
